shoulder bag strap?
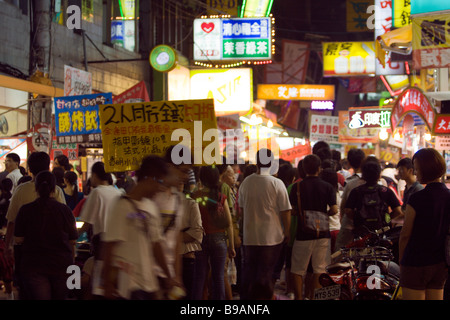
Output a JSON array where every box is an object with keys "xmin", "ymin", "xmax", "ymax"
[
  {"xmin": 296, "ymin": 181, "xmax": 304, "ymax": 223},
  {"xmin": 121, "ymin": 195, "xmax": 151, "ymax": 238}
]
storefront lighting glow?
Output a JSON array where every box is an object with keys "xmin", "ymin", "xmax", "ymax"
[
  {"xmin": 379, "ymin": 128, "xmax": 389, "ymax": 140},
  {"xmin": 425, "ymin": 133, "xmax": 432, "ymax": 141},
  {"xmin": 311, "ymin": 101, "xmax": 334, "ymax": 110}
]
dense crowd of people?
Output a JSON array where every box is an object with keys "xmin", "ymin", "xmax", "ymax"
[{"xmin": 0, "ymin": 141, "xmax": 449, "ymax": 300}]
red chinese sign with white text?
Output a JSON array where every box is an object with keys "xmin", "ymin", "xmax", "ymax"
[
  {"xmin": 390, "ymin": 87, "xmax": 436, "ymax": 132},
  {"xmin": 433, "ymin": 114, "xmax": 450, "ymax": 135}
]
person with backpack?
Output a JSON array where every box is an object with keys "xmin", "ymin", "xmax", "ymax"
[
  {"xmin": 191, "ymin": 165, "xmax": 235, "ymax": 300},
  {"xmin": 335, "ymin": 148, "xmax": 366, "ymax": 251},
  {"xmin": 399, "ymin": 148, "xmax": 450, "ymax": 300},
  {"xmin": 344, "ymin": 157, "xmax": 402, "ymax": 237}
]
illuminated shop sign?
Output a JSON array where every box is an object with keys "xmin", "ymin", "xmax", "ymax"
[
  {"xmin": 311, "ymin": 101, "xmax": 334, "ymax": 110},
  {"xmin": 193, "ymin": 17, "xmax": 272, "ymax": 61},
  {"xmin": 54, "ymin": 93, "xmax": 113, "ymax": 144},
  {"xmin": 348, "ymin": 108, "xmax": 392, "ymax": 129},
  {"xmin": 257, "ymin": 84, "xmax": 335, "ymax": 101}
]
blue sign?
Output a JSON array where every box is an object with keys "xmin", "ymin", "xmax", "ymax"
[
  {"xmin": 54, "ymin": 92, "xmax": 113, "ymax": 144},
  {"xmin": 411, "ymin": 0, "xmax": 450, "ymax": 15},
  {"xmin": 222, "ymin": 18, "xmax": 270, "ymax": 39}
]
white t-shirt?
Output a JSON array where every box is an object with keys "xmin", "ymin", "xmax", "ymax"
[
  {"xmin": 6, "ymin": 168, "xmax": 23, "ymax": 193},
  {"xmin": 238, "ymin": 172, "xmax": 292, "ymax": 246},
  {"xmin": 6, "ymin": 180, "xmax": 66, "ymax": 224},
  {"xmin": 329, "ymin": 191, "xmax": 341, "ymax": 232},
  {"xmin": 152, "ymin": 189, "xmax": 184, "ymax": 278},
  {"xmin": 79, "ymin": 185, "xmax": 123, "ymax": 236},
  {"xmin": 102, "ymin": 196, "xmax": 163, "ymax": 299}
]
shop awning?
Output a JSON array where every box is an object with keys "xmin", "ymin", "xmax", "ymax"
[
  {"xmin": 0, "ymin": 74, "xmax": 64, "ymax": 97},
  {"xmin": 376, "ymin": 25, "xmax": 412, "ymax": 68}
]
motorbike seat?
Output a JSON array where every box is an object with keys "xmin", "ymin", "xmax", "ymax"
[{"xmin": 326, "ymin": 261, "xmax": 353, "ymax": 274}]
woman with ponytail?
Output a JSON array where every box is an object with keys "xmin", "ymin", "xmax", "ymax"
[
  {"xmin": 191, "ymin": 165, "xmax": 235, "ymax": 300},
  {"xmin": 14, "ymin": 171, "xmax": 78, "ymax": 300},
  {"xmin": 63, "ymin": 171, "xmax": 84, "ymax": 210}
]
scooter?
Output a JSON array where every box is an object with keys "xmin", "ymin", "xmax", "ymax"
[{"xmin": 315, "ymin": 227, "xmax": 399, "ymax": 300}]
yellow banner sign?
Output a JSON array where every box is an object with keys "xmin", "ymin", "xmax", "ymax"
[
  {"xmin": 257, "ymin": 84, "xmax": 335, "ymax": 101},
  {"xmin": 392, "ymin": 0, "xmax": 411, "ymax": 28},
  {"xmin": 99, "ymin": 99, "xmax": 219, "ymax": 172},
  {"xmin": 323, "ymin": 42, "xmax": 376, "ymax": 77}
]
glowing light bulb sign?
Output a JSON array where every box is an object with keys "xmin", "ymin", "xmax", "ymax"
[{"xmin": 348, "ymin": 108, "xmax": 391, "ymax": 129}]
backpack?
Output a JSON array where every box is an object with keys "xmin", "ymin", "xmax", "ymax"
[
  {"xmin": 353, "ymin": 185, "xmax": 390, "ymax": 236},
  {"xmin": 196, "ymin": 191, "xmax": 230, "ymax": 230}
]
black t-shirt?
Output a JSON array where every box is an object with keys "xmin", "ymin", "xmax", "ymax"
[
  {"xmin": 345, "ymin": 183, "xmax": 400, "ymax": 232},
  {"xmin": 289, "ymin": 176, "xmax": 337, "ymax": 240},
  {"xmin": 14, "ymin": 198, "xmax": 78, "ymax": 274},
  {"xmin": 401, "ymin": 182, "xmax": 450, "ymax": 267}
]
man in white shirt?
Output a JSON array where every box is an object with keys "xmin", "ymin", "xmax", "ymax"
[
  {"xmin": 238, "ymin": 148, "xmax": 291, "ymax": 300},
  {"xmin": 101, "ymin": 155, "xmax": 175, "ymax": 299},
  {"xmin": 5, "ymin": 153, "xmax": 23, "ymax": 193},
  {"xmin": 79, "ymin": 161, "xmax": 123, "ymax": 259}
]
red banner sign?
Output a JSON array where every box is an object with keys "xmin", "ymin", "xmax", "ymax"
[
  {"xmin": 280, "ymin": 143, "xmax": 311, "ymax": 162},
  {"xmin": 113, "ymin": 81, "xmax": 150, "ymax": 104},
  {"xmin": 390, "ymin": 87, "xmax": 435, "ymax": 132},
  {"xmin": 433, "ymin": 114, "xmax": 450, "ymax": 135}
]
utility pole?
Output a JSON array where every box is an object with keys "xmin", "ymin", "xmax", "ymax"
[{"xmin": 28, "ymin": 0, "xmax": 53, "ymax": 153}]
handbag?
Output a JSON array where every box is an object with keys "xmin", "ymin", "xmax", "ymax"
[{"xmin": 296, "ymin": 181, "xmax": 329, "ymax": 239}]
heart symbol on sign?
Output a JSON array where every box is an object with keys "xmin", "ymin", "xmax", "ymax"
[{"xmin": 201, "ymin": 22, "xmax": 215, "ymax": 33}]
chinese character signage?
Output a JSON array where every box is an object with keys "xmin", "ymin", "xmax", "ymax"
[
  {"xmin": 99, "ymin": 99, "xmax": 219, "ymax": 172},
  {"xmin": 374, "ymin": 0, "xmax": 405, "ymax": 75},
  {"xmin": 190, "ymin": 68, "xmax": 253, "ymax": 116},
  {"xmin": 390, "ymin": 87, "xmax": 436, "ymax": 133},
  {"xmin": 309, "ymin": 115, "xmax": 339, "ymax": 143},
  {"xmin": 412, "ymin": 14, "xmax": 450, "ymax": 69},
  {"xmin": 54, "ymin": 92, "xmax": 113, "ymax": 144},
  {"xmin": 193, "ymin": 18, "xmax": 272, "ymax": 61},
  {"xmin": 346, "ymin": 0, "xmax": 372, "ymax": 32},
  {"xmin": 435, "ymin": 135, "xmax": 450, "ymax": 151},
  {"xmin": 323, "ymin": 42, "xmax": 376, "ymax": 76},
  {"xmin": 348, "ymin": 108, "xmax": 392, "ymax": 129},
  {"xmin": 257, "ymin": 84, "xmax": 335, "ymax": 101},
  {"xmin": 50, "ymin": 135, "xmax": 79, "ymax": 161},
  {"xmin": 338, "ymin": 111, "xmax": 380, "ymax": 143},
  {"xmin": 64, "ymin": 65, "xmax": 92, "ymax": 96},
  {"xmin": 433, "ymin": 114, "xmax": 450, "ymax": 135},
  {"xmin": 392, "ymin": 0, "xmax": 411, "ymax": 28}
]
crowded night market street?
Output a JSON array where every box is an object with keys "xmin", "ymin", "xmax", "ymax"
[{"xmin": 0, "ymin": 0, "xmax": 450, "ymax": 313}]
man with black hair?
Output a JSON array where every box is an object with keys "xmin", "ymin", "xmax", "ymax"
[
  {"xmin": 5, "ymin": 153, "xmax": 22, "ymax": 192},
  {"xmin": 238, "ymin": 148, "xmax": 291, "ymax": 300},
  {"xmin": 4, "ymin": 151, "xmax": 66, "ymax": 300},
  {"xmin": 335, "ymin": 149, "xmax": 366, "ymax": 251},
  {"xmin": 79, "ymin": 161, "xmax": 123, "ymax": 259},
  {"xmin": 345, "ymin": 158, "xmax": 402, "ymax": 237},
  {"xmin": 289, "ymin": 154, "xmax": 338, "ymax": 300},
  {"xmin": 101, "ymin": 155, "xmax": 175, "ymax": 300},
  {"xmin": 396, "ymin": 158, "xmax": 424, "ymax": 213}
]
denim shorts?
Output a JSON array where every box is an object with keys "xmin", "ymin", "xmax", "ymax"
[{"xmin": 400, "ymin": 262, "xmax": 448, "ymax": 290}]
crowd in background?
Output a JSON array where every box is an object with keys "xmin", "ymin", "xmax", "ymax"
[{"xmin": 0, "ymin": 141, "xmax": 449, "ymax": 300}]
